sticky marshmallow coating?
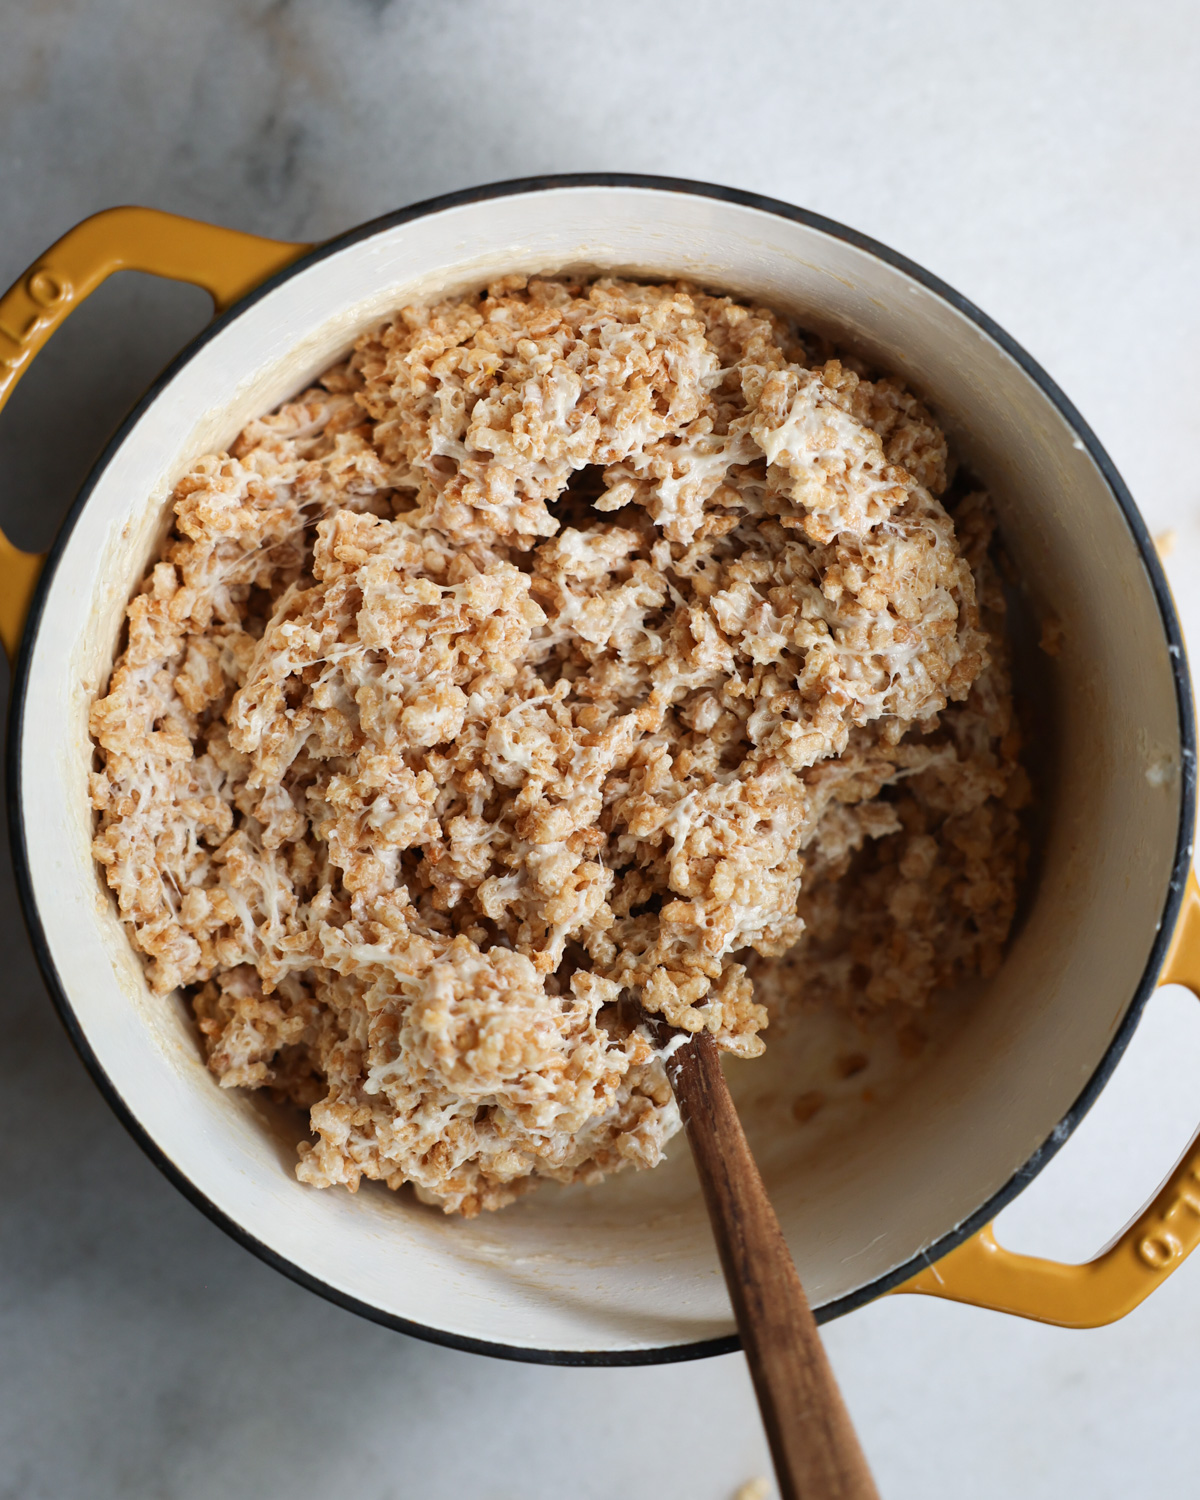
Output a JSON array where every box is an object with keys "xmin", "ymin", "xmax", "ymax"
[{"xmin": 89, "ymin": 276, "xmax": 1018, "ymax": 1216}]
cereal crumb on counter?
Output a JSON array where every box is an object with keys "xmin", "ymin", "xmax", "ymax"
[
  {"xmin": 89, "ymin": 275, "xmax": 1027, "ymax": 1215},
  {"xmin": 733, "ymin": 1480, "xmax": 772, "ymax": 1500}
]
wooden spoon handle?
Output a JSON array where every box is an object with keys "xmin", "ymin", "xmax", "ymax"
[{"xmin": 664, "ymin": 1029, "xmax": 880, "ymax": 1500}]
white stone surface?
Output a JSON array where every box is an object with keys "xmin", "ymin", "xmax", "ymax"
[{"xmin": 1, "ymin": 2, "xmax": 1199, "ymax": 1495}]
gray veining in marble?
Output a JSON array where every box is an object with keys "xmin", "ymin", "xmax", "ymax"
[{"xmin": 2, "ymin": 3, "xmax": 1200, "ymax": 1496}]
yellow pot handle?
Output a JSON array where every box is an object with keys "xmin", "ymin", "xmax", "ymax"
[
  {"xmin": 896, "ymin": 867, "xmax": 1200, "ymax": 1327},
  {"xmin": 0, "ymin": 206, "xmax": 309, "ymax": 664}
]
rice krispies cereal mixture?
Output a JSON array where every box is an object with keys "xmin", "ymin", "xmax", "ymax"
[{"xmin": 89, "ymin": 275, "xmax": 1026, "ymax": 1216}]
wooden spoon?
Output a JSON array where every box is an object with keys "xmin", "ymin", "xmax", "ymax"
[{"xmin": 648, "ymin": 1019, "xmax": 880, "ymax": 1500}]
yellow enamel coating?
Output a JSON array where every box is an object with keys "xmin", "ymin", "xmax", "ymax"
[
  {"xmin": 895, "ymin": 868, "xmax": 1200, "ymax": 1326},
  {"xmin": 0, "ymin": 206, "xmax": 308, "ymax": 663},
  {"xmin": 0, "ymin": 531, "xmax": 44, "ymax": 668}
]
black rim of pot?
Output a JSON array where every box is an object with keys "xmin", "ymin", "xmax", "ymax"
[{"xmin": 8, "ymin": 173, "xmax": 1196, "ymax": 1366}]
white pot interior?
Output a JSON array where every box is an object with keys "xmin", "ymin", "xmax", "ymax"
[{"xmin": 18, "ymin": 184, "xmax": 1184, "ymax": 1355}]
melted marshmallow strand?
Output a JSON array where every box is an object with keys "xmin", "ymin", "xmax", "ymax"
[{"xmin": 89, "ymin": 277, "xmax": 1025, "ymax": 1216}]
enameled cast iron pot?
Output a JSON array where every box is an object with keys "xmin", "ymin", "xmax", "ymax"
[{"xmin": 4, "ymin": 176, "xmax": 1200, "ymax": 1364}]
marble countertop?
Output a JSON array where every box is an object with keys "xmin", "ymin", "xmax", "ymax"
[{"xmin": 2, "ymin": 3, "xmax": 1199, "ymax": 1495}]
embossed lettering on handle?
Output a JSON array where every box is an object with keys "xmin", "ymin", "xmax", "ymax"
[
  {"xmin": 0, "ymin": 268, "xmax": 72, "ymax": 372},
  {"xmin": 1138, "ymin": 1165, "xmax": 1200, "ymax": 1268}
]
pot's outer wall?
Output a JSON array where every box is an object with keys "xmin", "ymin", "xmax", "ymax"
[{"xmin": 10, "ymin": 177, "xmax": 1196, "ymax": 1363}]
